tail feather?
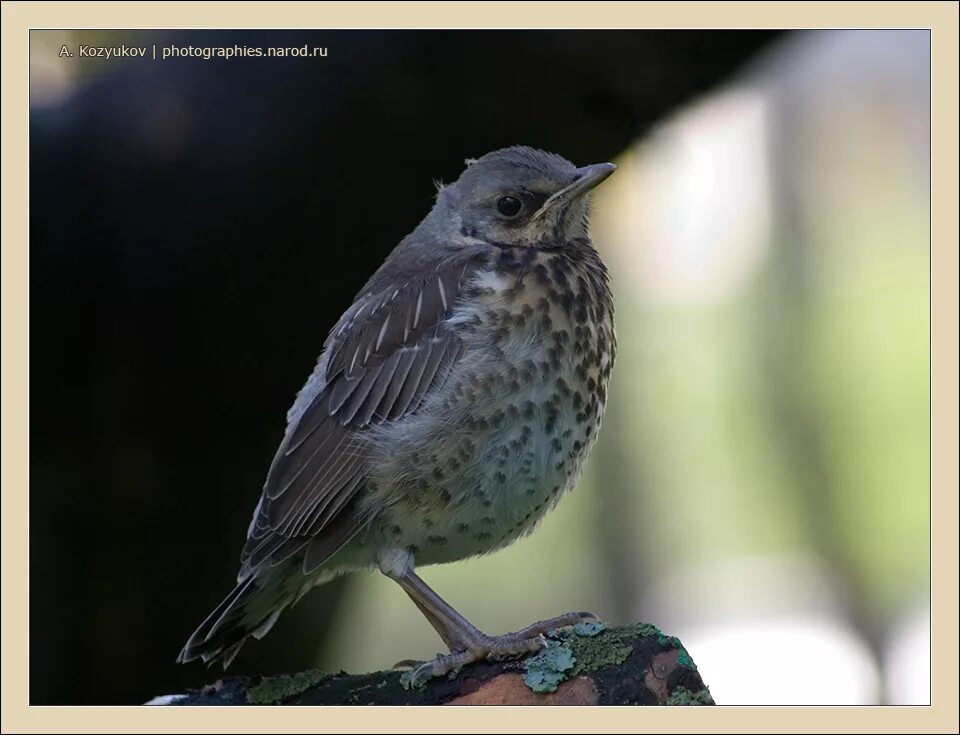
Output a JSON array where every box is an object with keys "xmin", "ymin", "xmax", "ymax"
[
  {"xmin": 179, "ymin": 517, "xmax": 366, "ymax": 669},
  {"xmin": 177, "ymin": 569, "xmax": 295, "ymax": 668}
]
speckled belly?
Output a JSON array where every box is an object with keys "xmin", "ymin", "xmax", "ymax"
[
  {"xmin": 373, "ymin": 381, "xmax": 595, "ymax": 564},
  {"xmin": 361, "ymin": 259, "xmax": 614, "ymax": 567}
]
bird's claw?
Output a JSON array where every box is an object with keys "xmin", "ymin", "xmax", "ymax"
[
  {"xmin": 402, "ymin": 611, "xmax": 600, "ymax": 686},
  {"xmin": 391, "ymin": 659, "xmax": 421, "ymax": 671},
  {"xmin": 403, "ymin": 650, "xmax": 473, "ymax": 689}
]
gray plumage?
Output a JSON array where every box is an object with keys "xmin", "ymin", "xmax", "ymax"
[{"xmin": 178, "ymin": 146, "xmax": 617, "ymax": 668}]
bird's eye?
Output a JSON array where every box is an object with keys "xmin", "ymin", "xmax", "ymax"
[{"xmin": 496, "ymin": 195, "xmax": 523, "ymax": 218}]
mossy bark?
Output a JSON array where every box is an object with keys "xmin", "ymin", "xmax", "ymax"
[{"xmin": 158, "ymin": 623, "xmax": 713, "ymax": 706}]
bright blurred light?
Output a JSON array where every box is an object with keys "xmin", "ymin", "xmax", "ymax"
[
  {"xmin": 884, "ymin": 605, "xmax": 930, "ymax": 704},
  {"xmin": 598, "ymin": 88, "xmax": 771, "ymax": 306},
  {"xmin": 684, "ymin": 616, "xmax": 881, "ymax": 704},
  {"xmin": 644, "ymin": 553, "xmax": 851, "ymax": 627},
  {"xmin": 642, "ymin": 555, "xmax": 882, "ymax": 704}
]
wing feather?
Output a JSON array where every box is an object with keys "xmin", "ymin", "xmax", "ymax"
[
  {"xmin": 239, "ymin": 248, "xmax": 486, "ymax": 573},
  {"xmin": 375, "ymin": 348, "xmax": 417, "ymax": 419},
  {"xmin": 388, "ymin": 341, "xmax": 434, "ymax": 419},
  {"xmin": 336, "ymin": 362, "xmax": 386, "ymax": 426}
]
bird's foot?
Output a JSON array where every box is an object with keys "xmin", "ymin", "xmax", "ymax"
[
  {"xmin": 408, "ymin": 611, "xmax": 598, "ymax": 687},
  {"xmin": 391, "ymin": 659, "xmax": 421, "ymax": 671}
]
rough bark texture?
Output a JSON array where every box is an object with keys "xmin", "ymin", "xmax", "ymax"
[{"xmin": 153, "ymin": 623, "xmax": 713, "ymax": 706}]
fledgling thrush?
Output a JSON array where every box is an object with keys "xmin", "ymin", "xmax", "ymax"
[{"xmin": 178, "ymin": 146, "xmax": 617, "ymax": 683}]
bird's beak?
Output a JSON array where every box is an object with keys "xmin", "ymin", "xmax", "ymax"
[{"xmin": 531, "ymin": 162, "xmax": 618, "ymax": 220}]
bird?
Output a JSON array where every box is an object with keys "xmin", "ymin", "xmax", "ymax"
[{"xmin": 177, "ymin": 146, "xmax": 618, "ymax": 684}]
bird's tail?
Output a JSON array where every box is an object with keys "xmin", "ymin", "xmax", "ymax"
[{"xmin": 177, "ymin": 565, "xmax": 299, "ymax": 669}]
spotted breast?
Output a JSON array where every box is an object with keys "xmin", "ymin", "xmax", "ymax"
[{"xmin": 360, "ymin": 241, "xmax": 616, "ymax": 566}]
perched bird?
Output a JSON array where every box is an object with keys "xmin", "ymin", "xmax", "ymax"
[{"xmin": 178, "ymin": 146, "xmax": 617, "ymax": 682}]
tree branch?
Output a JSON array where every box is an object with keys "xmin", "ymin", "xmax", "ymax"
[{"xmin": 150, "ymin": 623, "xmax": 713, "ymax": 706}]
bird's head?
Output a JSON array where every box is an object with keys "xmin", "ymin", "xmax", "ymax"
[{"xmin": 433, "ymin": 146, "xmax": 617, "ymax": 249}]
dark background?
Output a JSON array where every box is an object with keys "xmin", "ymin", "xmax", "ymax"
[{"xmin": 30, "ymin": 29, "xmax": 785, "ymax": 704}]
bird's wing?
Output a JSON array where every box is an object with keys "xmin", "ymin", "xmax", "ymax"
[{"xmin": 240, "ymin": 250, "xmax": 485, "ymax": 576}]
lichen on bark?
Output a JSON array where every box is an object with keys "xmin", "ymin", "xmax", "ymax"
[{"xmin": 162, "ymin": 622, "xmax": 713, "ymax": 706}]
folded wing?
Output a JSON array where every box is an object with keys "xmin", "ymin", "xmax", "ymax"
[{"xmin": 239, "ymin": 250, "xmax": 485, "ymax": 577}]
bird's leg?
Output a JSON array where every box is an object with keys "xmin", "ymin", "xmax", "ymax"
[
  {"xmin": 406, "ymin": 595, "xmax": 474, "ymax": 653},
  {"xmin": 390, "ymin": 596, "xmax": 471, "ymax": 670},
  {"xmin": 379, "ymin": 551, "xmax": 597, "ymax": 684}
]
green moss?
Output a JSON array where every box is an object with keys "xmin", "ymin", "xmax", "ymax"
[
  {"xmin": 557, "ymin": 621, "xmax": 692, "ymax": 676},
  {"xmin": 564, "ymin": 624, "xmax": 640, "ymax": 675},
  {"xmin": 567, "ymin": 636, "xmax": 632, "ymax": 675},
  {"xmin": 632, "ymin": 623, "xmax": 664, "ymax": 638},
  {"xmin": 667, "ymin": 686, "xmax": 714, "ymax": 706},
  {"xmin": 246, "ymin": 669, "xmax": 331, "ymax": 704},
  {"xmin": 523, "ymin": 641, "xmax": 576, "ymax": 693},
  {"xmin": 624, "ymin": 623, "xmax": 681, "ymax": 650}
]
